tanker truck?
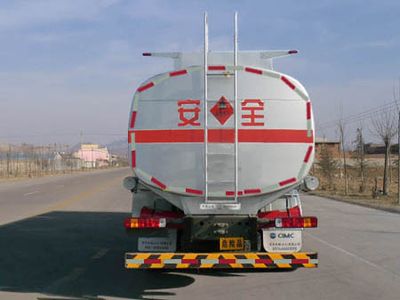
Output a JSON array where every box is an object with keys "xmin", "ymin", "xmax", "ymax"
[{"xmin": 123, "ymin": 13, "xmax": 318, "ymax": 270}]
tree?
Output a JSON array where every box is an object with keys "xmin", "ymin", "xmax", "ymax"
[
  {"xmin": 393, "ymin": 79, "xmax": 400, "ymax": 204},
  {"xmin": 371, "ymin": 109, "xmax": 397, "ymax": 195},
  {"xmin": 319, "ymin": 144, "xmax": 338, "ymax": 189},
  {"xmin": 353, "ymin": 127, "xmax": 367, "ymax": 192},
  {"xmin": 338, "ymin": 120, "xmax": 349, "ymax": 195}
]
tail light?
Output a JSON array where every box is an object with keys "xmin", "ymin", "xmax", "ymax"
[
  {"xmin": 275, "ymin": 216, "xmax": 317, "ymax": 228},
  {"xmin": 139, "ymin": 207, "xmax": 184, "ymax": 219},
  {"xmin": 124, "ymin": 217, "xmax": 166, "ymax": 229}
]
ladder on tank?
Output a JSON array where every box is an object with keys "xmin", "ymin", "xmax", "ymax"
[{"xmin": 204, "ymin": 12, "xmax": 239, "ymax": 203}]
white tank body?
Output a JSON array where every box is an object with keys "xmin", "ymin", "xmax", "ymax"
[{"xmin": 128, "ymin": 52, "xmax": 315, "ymax": 215}]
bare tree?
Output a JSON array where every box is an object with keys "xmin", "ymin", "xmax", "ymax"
[
  {"xmin": 6, "ymin": 145, "xmax": 11, "ymax": 177},
  {"xmin": 319, "ymin": 144, "xmax": 338, "ymax": 189},
  {"xmin": 393, "ymin": 79, "xmax": 400, "ymax": 203},
  {"xmin": 338, "ymin": 119, "xmax": 349, "ymax": 195},
  {"xmin": 371, "ymin": 109, "xmax": 397, "ymax": 195}
]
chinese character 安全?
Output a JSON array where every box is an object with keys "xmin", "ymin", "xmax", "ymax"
[
  {"xmin": 241, "ymin": 99, "xmax": 265, "ymax": 126},
  {"xmin": 177, "ymin": 99, "xmax": 201, "ymax": 126}
]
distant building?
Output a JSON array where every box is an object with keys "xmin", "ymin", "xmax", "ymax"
[
  {"xmin": 364, "ymin": 143, "xmax": 385, "ymax": 154},
  {"xmin": 364, "ymin": 143, "xmax": 399, "ymax": 155},
  {"xmin": 0, "ymin": 143, "xmax": 10, "ymax": 152},
  {"xmin": 73, "ymin": 144, "xmax": 110, "ymax": 168},
  {"xmin": 53, "ymin": 152, "xmax": 82, "ymax": 171},
  {"xmin": 314, "ymin": 137, "xmax": 341, "ymax": 160}
]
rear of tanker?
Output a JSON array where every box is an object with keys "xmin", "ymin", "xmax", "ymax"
[{"xmin": 123, "ymin": 13, "xmax": 318, "ymax": 270}]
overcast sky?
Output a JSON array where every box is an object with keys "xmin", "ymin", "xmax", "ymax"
[{"xmin": 1, "ymin": 0, "xmax": 400, "ymax": 146}]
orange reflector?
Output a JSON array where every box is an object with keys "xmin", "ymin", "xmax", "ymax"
[{"xmin": 303, "ymin": 217, "xmax": 313, "ymax": 228}]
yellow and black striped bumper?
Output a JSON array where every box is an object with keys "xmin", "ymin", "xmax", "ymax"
[{"xmin": 125, "ymin": 252, "xmax": 318, "ymax": 269}]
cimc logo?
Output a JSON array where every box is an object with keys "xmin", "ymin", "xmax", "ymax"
[{"xmin": 278, "ymin": 233, "xmax": 294, "ymax": 238}]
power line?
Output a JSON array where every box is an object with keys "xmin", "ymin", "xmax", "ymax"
[
  {"xmin": 318, "ymin": 101, "xmax": 397, "ymax": 128},
  {"xmin": 317, "ymin": 100, "xmax": 399, "ymax": 131}
]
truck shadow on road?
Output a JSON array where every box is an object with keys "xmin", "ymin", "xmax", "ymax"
[{"xmin": 0, "ymin": 211, "xmax": 195, "ymax": 300}]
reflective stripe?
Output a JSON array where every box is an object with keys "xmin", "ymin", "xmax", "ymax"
[
  {"xmin": 151, "ymin": 177, "xmax": 167, "ymax": 190},
  {"xmin": 295, "ymin": 88, "xmax": 309, "ymax": 101},
  {"xmin": 245, "ymin": 67, "xmax": 263, "ymax": 75},
  {"xmin": 131, "ymin": 151, "xmax": 136, "ymax": 168},
  {"xmin": 166, "ymin": 186, "xmax": 186, "ymax": 194},
  {"xmin": 208, "ymin": 65, "xmax": 226, "ymax": 71},
  {"xmin": 297, "ymin": 163, "xmax": 308, "ymax": 179},
  {"xmin": 125, "ymin": 252, "xmax": 318, "ymax": 269},
  {"xmin": 126, "ymin": 259, "xmax": 144, "ymax": 264},
  {"xmin": 236, "ymin": 259, "xmax": 255, "ymax": 264},
  {"xmin": 304, "ymin": 146, "xmax": 313, "ymax": 162},
  {"xmin": 137, "ymin": 82, "xmax": 154, "ymax": 92},
  {"xmin": 135, "ymin": 169, "xmax": 152, "ymax": 181},
  {"xmin": 281, "ymin": 76, "xmax": 295, "ymax": 90},
  {"xmin": 273, "ymin": 259, "xmax": 292, "ymax": 264},
  {"xmin": 133, "ymin": 129, "xmax": 313, "ymax": 144},
  {"xmin": 307, "ymin": 121, "xmax": 313, "ymax": 137},
  {"xmin": 279, "ymin": 177, "xmax": 297, "ymax": 187},
  {"xmin": 244, "ymin": 189, "xmax": 261, "ymax": 195},
  {"xmin": 169, "ymin": 69, "xmax": 188, "ymax": 77},
  {"xmin": 306, "ymin": 102, "xmax": 312, "ymax": 119},
  {"xmin": 186, "ymin": 188, "xmax": 203, "ymax": 195},
  {"xmin": 163, "ymin": 259, "xmax": 182, "ymax": 264},
  {"xmin": 130, "ymin": 111, "xmax": 137, "ymax": 128},
  {"xmin": 262, "ymin": 69, "xmax": 280, "ymax": 78},
  {"xmin": 200, "ymin": 259, "xmax": 219, "ymax": 264}
]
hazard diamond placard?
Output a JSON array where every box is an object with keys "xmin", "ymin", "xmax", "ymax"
[{"xmin": 210, "ymin": 96, "xmax": 234, "ymax": 125}]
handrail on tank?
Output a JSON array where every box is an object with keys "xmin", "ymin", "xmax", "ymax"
[
  {"xmin": 204, "ymin": 12, "xmax": 209, "ymax": 202},
  {"xmin": 233, "ymin": 12, "xmax": 238, "ymax": 203}
]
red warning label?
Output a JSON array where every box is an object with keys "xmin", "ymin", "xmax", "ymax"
[{"xmin": 210, "ymin": 96, "xmax": 234, "ymax": 125}]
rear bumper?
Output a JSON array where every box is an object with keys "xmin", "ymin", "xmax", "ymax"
[{"xmin": 125, "ymin": 252, "xmax": 318, "ymax": 269}]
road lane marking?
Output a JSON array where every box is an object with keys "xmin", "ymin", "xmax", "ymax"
[
  {"xmin": 43, "ymin": 177, "xmax": 121, "ymax": 213},
  {"xmin": 306, "ymin": 232, "xmax": 400, "ymax": 278},
  {"xmin": 1, "ymin": 177, "xmax": 123, "ymax": 226},
  {"xmin": 91, "ymin": 248, "xmax": 109, "ymax": 260},
  {"xmin": 44, "ymin": 267, "xmax": 85, "ymax": 293},
  {"xmin": 23, "ymin": 191, "xmax": 40, "ymax": 196}
]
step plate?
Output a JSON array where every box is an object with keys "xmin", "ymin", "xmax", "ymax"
[{"xmin": 125, "ymin": 252, "xmax": 318, "ymax": 269}]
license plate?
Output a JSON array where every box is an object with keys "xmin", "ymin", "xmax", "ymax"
[{"xmin": 219, "ymin": 237, "xmax": 244, "ymax": 250}]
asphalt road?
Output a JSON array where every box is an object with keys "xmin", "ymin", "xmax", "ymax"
[{"xmin": 1, "ymin": 167, "xmax": 400, "ymax": 300}]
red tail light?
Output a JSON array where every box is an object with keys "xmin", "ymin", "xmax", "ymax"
[
  {"xmin": 124, "ymin": 217, "xmax": 166, "ymax": 229},
  {"xmin": 139, "ymin": 207, "xmax": 184, "ymax": 219},
  {"xmin": 275, "ymin": 216, "xmax": 317, "ymax": 228}
]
